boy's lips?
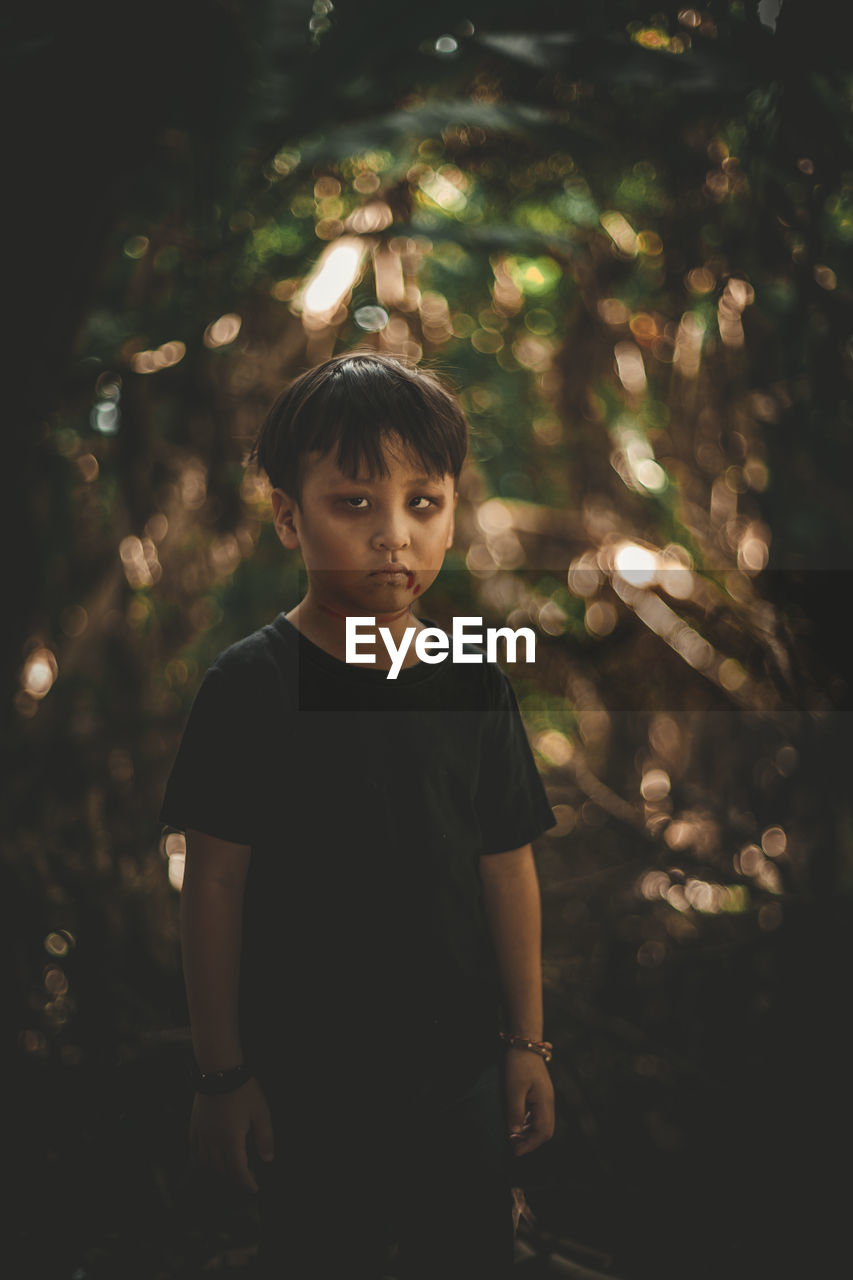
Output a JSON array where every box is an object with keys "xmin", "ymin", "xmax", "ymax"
[{"xmin": 369, "ymin": 565, "xmax": 415, "ymax": 589}]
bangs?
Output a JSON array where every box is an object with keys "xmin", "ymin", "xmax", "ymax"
[
  {"xmin": 298, "ymin": 374, "xmax": 459, "ymax": 483},
  {"xmin": 253, "ymin": 353, "xmax": 469, "ymax": 499}
]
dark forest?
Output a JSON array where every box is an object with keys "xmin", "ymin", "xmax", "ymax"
[{"xmin": 4, "ymin": 2, "xmax": 851, "ymax": 1276}]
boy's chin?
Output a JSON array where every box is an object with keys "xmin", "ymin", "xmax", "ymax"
[{"xmin": 363, "ymin": 582, "xmax": 419, "ymax": 613}]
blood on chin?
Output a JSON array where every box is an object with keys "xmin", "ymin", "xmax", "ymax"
[{"xmin": 314, "ymin": 571, "xmax": 425, "ymax": 618}]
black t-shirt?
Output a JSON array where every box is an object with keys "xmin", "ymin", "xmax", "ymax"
[{"xmin": 160, "ymin": 612, "xmax": 555, "ymax": 1099}]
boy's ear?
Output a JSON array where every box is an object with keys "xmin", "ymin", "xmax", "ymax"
[{"xmin": 271, "ymin": 489, "xmax": 301, "ymax": 550}]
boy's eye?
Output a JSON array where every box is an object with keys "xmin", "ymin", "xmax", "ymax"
[{"xmin": 337, "ymin": 495, "xmax": 440, "ymax": 511}]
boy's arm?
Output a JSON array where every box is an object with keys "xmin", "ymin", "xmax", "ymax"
[
  {"xmin": 479, "ymin": 843, "xmax": 544, "ymax": 1039},
  {"xmin": 181, "ymin": 829, "xmax": 274, "ymax": 1193},
  {"xmin": 181, "ymin": 829, "xmax": 251, "ymax": 1071},
  {"xmin": 479, "ymin": 843, "xmax": 555, "ymax": 1158}
]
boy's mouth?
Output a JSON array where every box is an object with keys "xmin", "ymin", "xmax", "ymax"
[{"xmin": 370, "ymin": 567, "xmax": 415, "ymax": 589}]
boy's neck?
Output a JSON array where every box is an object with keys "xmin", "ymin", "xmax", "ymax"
[{"xmin": 286, "ymin": 596, "xmax": 426, "ymax": 670}]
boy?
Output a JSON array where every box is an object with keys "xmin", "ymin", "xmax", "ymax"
[{"xmin": 161, "ymin": 352, "xmax": 556, "ymax": 1278}]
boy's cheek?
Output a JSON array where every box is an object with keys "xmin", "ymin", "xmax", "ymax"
[{"xmin": 412, "ymin": 567, "xmax": 444, "ymax": 596}]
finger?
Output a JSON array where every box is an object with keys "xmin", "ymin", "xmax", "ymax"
[
  {"xmin": 511, "ymin": 1109, "xmax": 555, "ymax": 1156},
  {"xmin": 251, "ymin": 1109, "xmax": 275, "ymax": 1163},
  {"xmin": 512, "ymin": 1133, "xmax": 546, "ymax": 1157},
  {"xmin": 506, "ymin": 1090, "xmax": 531, "ymax": 1137},
  {"xmin": 512, "ymin": 1124, "xmax": 547, "ymax": 1155},
  {"xmin": 230, "ymin": 1138, "xmax": 260, "ymax": 1195},
  {"xmin": 508, "ymin": 1120, "xmax": 532, "ymax": 1146},
  {"xmin": 236, "ymin": 1160, "xmax": 259, "ymax": 1195}
]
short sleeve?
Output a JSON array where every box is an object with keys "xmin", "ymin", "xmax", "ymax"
[
  {"xmin": 159, "ymin": 666, "xmax": 264, "ymax": 845},
  {"xmin": 476, "ymin": 670, "xmax": 556, "ymax": 854}
]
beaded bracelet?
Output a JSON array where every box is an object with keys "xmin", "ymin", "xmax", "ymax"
[
  {"xmin": 191, "ymin": 1062, "xmax": 253, "ymax": 1096},
  {"xmin": 499, "ymin": 1032, "xmax": 553, "ymax": 1063}
]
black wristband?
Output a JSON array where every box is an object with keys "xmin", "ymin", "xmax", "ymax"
[{"xmin": 191, "ymin": 1062, "xmax": 253, "ymax": 1096}]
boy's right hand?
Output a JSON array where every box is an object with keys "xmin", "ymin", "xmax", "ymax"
[{"xmin": 189, "ymin": 1076, "xmax": 275, "ymax": 1194}]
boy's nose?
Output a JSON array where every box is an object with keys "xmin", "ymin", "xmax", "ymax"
[{"xmin": 371, "ymin": 518, "xmax": 411, "ymax": 551}]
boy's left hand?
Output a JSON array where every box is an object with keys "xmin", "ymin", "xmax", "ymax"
[{"xmin": 505, "ymin": 1049, "xmax": 555, "ymax": 1158}]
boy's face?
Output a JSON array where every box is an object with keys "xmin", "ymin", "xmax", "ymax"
[{"xmin": 271, "ymin": 435, "xmax": 458, "ymax": 616}]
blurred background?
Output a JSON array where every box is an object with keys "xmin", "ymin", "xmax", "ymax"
[{"xmin": 4, "ymin": 1, "xmax": 851, "ymax": 1276}]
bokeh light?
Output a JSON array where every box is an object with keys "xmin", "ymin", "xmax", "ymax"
[
  {"xmin": 131, "ymin": 340, "xmax": 186, "ymax": 374},
  {"xmin": 20, "ymin": 647, "xmax": 58, "ymax": 700},
  {"xmin": 203, "ymin": 313, "xmax": 242, "ymax": 348},
  {"xmin": 613, "ymin": 542, "xmax": 659, "ymax": 587},
  {"xmin": 301, "ymin": 236, "xmax": 366, "ymax": 319}
]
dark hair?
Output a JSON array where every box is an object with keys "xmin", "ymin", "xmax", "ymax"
[{"xmin": 251, "ymin": 353, "xmax": 468, "ymax": 503}]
